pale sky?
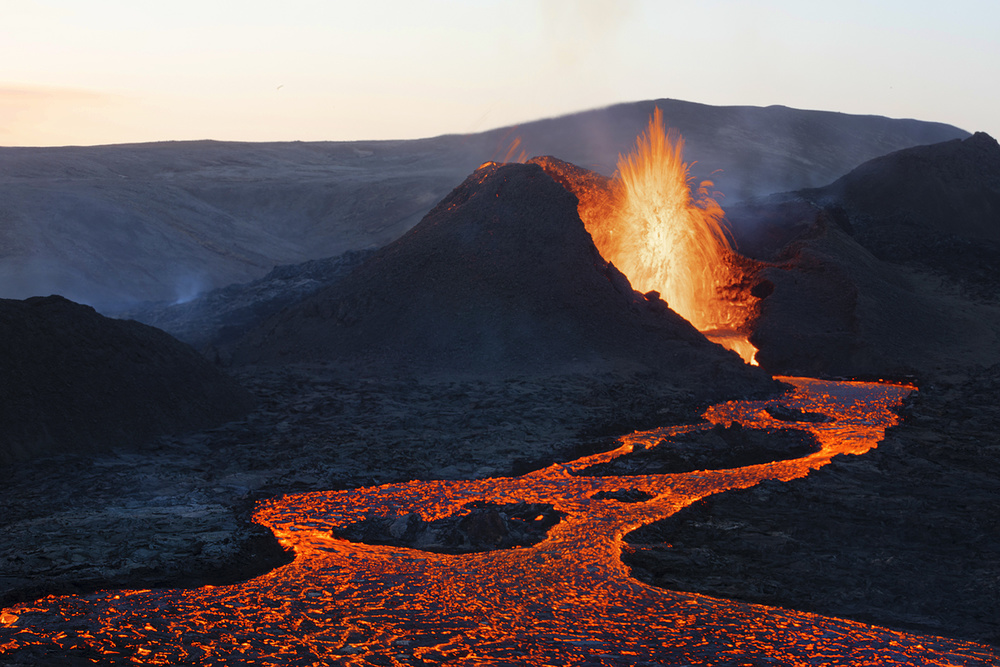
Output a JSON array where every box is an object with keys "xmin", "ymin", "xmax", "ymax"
[{"xmin": 2, "ymin": 0, "xmax": 997, "ymax": 147}]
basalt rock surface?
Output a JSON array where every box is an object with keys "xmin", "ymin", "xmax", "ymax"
[
  {"xmin": 336, "ymin": 501, "xmax": 564, "ymax": 554},
  {"xmin": 234, "ymin": 162, "xmax": 774, "ymax": 400},
  {"xmin": 0, "ymin": 295, "xmax": 255, "ymax": 464}
]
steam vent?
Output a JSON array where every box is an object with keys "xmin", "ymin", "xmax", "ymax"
[{"xmin": 235, "ymin": 162, "xmax": 771, "ymax": 397}]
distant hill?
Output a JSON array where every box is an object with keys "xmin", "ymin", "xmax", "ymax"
[{"xmin": 0, "ymin": 99, "xmax": 967, "ymax": 310}]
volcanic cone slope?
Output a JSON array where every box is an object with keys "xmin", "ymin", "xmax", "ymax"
[
  {"xmin": 235, "ymin": 163, "xmax": 769, "ymax": 395},
  {"xmin": 0, "ymin": 295, "xmax": 255, "ymax": 463}
]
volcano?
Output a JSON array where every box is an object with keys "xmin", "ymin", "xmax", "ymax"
[{"xmin": 234, "ymin": 162, "xmax": 771, "ymax": 397}]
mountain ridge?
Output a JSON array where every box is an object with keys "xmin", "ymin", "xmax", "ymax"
[{"xmin": 0, "ymin": 98, "xmax": 967, "ymax": 310}]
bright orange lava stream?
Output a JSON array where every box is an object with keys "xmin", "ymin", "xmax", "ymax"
[
  {"xmin": 2, "ymin": 379, "xmax": 997, "ymax": 665},
  {"xmin": 579, "ymin": 109, "xmax": 757, "ymax": 364}
]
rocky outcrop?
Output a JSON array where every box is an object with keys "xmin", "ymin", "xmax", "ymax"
[
  {"xmin": 0, "ymin": 295, "xmax": 255, "ymax": 463},
  {"xmin": 725, "ymin": 133, "xmax": 1000, "ymax": 378},
  {"xmin": 336, "ymin": 501, "xmax": 564, "ymax": 553},
  {"xmin": 234, "ymin": 162, "xmax": 773, "ymax": 399}
]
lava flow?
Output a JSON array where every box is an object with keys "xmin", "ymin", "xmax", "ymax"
[{"xmin": 2, "ymin": 378, "xmax": 997, "ymax": 665}]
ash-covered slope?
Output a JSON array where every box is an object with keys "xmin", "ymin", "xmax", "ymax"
[
  {"xmin": 0, "ymin": 100, "xmax": 967, "ymax": 309},
  {"xmin": 727, "ymin": 132, "xmax": 1000, "ymax": 378},
  {"xmin": 0, "ymin": 295, "xmax": 255, "ymax": 463},
  {"xmin": 234, "ymin": 163, "xmax": 771, "ymax": 396}
]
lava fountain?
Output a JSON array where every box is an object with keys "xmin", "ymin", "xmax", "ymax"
[{"xmin": 573, "ymin": 109, "xmax": 758, "ymax": 364}]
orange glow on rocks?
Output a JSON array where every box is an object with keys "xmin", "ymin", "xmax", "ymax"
[
  {"xmin": 572, "ymin": 109, "xmax": 757, "ymax": 364},
  {"xmin": 2, "ymin": 379, "xmax": 997, "ymax": 665}
]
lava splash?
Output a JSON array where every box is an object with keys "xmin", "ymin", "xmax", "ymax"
[{"xmin": 535, "ymin": 109, "xmax": 759, "ymax": 364}]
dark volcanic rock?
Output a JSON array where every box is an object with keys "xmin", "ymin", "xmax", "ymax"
[
  {"xmin": 747, "ymin": 220, "xmax": 989, "ymax": 377},
  {"xmin": 727, "ymin": 132, "xmax": 1000, "ymax": 262},
  {"xmin": 235, "ymin": 162, "xmax": 772, "ymax": 398},
  {"xmin": 336, "ymin": 501, "xmax": 564, "ymax": 553},
  {"xmin": 591, "ymin": 488, "xmax": 655, "ymax": 503},
  {"xmin": 624, "ymin": 365, "xmax": 1000, "ymax": 646},
  {"xmin": 577, "ymin": 423, "xmax": 819, "ymax": 476},
  {"xmin": 801, "ymin": 132, "xmax": 1000, "ymax": 299},
  {"xmin": 726, "ymin": 133, "xmax": 1000, "ymax": 378},
  {"xmin": 764, "ymin": 404, "xmax": 831, "ymax": 423},
  {"xmin": 0, "ymin": 295, "xmax": 255, "ymax": 463},
  {"xmin": 809, "ymin": 132, "xmax": 1000, "ymax": 242}
]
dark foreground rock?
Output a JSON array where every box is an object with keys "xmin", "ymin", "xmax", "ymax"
[
  {"xmin": 577, "ymin": 423, "xmax": 819, "ymax": 477},
  {"xmin": 336, "ymin": 501, "xmax": 564, "ymax": 553},
  {"xmin": 0, "ymin": 295, "xmax": 255, "ymax": 464},
  {"xmin": 234, "ymin": 162, "xmax": 774, "ymax": 401},
  {"xmin": 624, "ymin": 365, "xmax": 1000, "ymax": 646},
  {"xmin": 0, "ymin": 363, "xmax": 711, "ymax": 606}
]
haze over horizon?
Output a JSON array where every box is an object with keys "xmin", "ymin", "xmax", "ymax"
[{"xmin": 3, "ymin": 0, "xmax": 998, "ymax": 148}]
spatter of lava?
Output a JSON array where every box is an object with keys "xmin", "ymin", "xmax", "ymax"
[
  {"xmin": 531, "ymin": 109, "xmax": 760, "ymax": 365},
  {"xmin": 2, "ymin": 378, "xmax": 997, "ymax": 665}
]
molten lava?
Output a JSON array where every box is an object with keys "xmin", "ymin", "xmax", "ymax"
[
  {"xmin": 3, "ymin": 379, "xmax": 998, "ymax": 665},
  {"xmin": 574, "ymin": 109, "xmax": 757, "ymax": 364}
]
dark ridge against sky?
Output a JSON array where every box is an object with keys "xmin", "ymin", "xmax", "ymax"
[{"xmin": 2, "ymin": 0, "xmax": 997, "ymax": 147}]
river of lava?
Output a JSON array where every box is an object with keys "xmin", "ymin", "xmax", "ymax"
[{"xmin": 2, "ymin": 378, "xmax": 996, "ymax": 665}]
